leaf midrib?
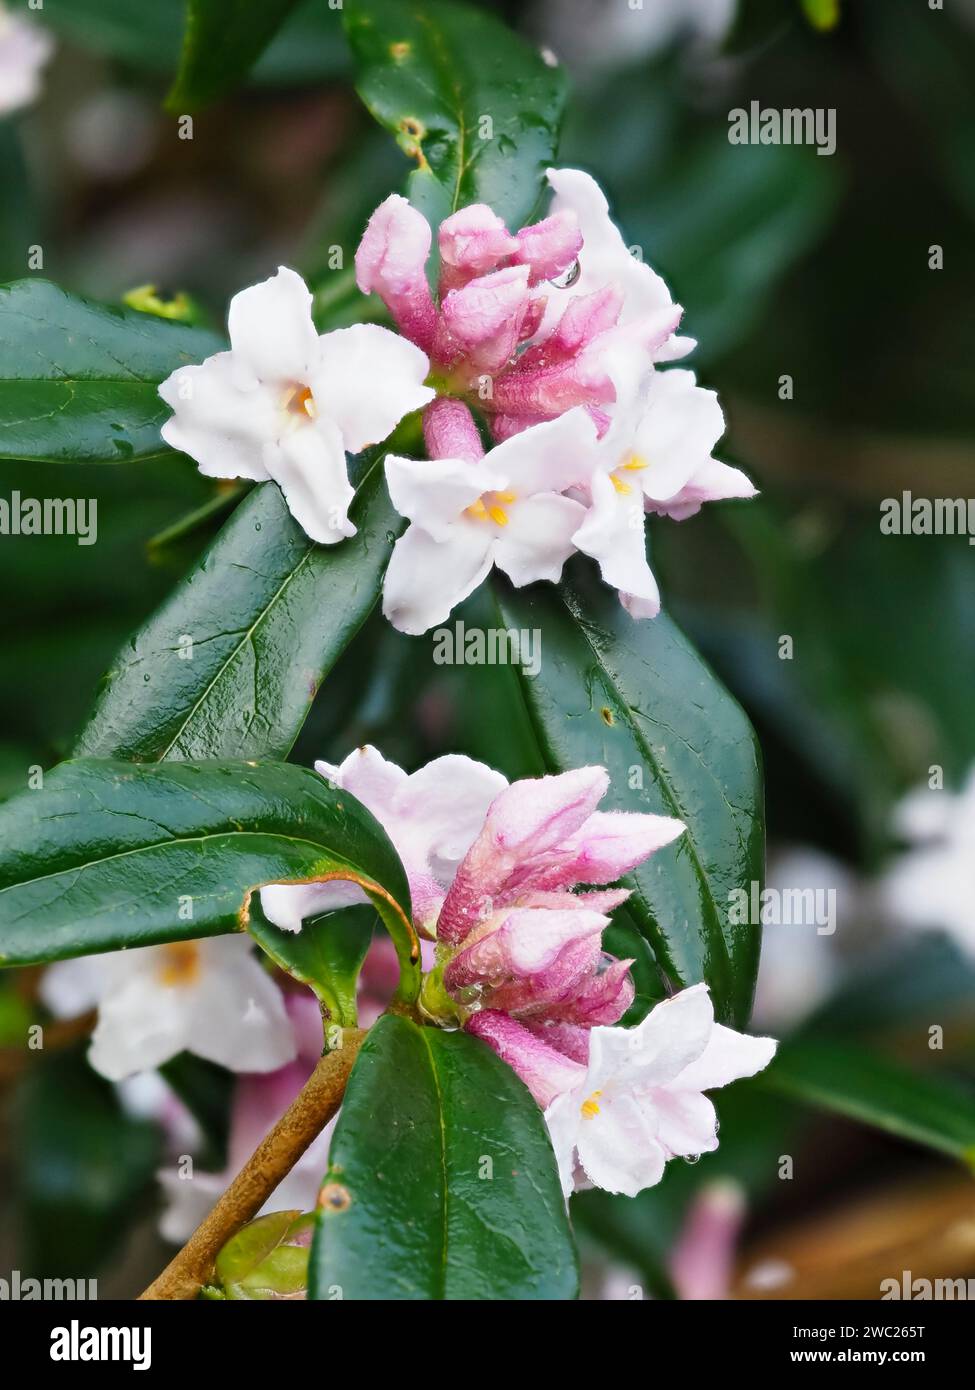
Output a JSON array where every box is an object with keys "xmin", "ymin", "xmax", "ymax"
[
  {"xmin": 418, "ymin": 1026, "xmax": 450, "ymax": 1301},
  {"xmin": 0, "ymin": 828, "xmax": 360, "ymax": 901},
  {"xmin": 154, "ymin": 456, "xmax": 383, "ymax": 760}
]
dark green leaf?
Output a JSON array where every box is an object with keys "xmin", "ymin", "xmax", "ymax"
[
  {"xmin": 167, "ymin": 0, "xmax": 302, "ymax": 111},
  {"xmin": 763, "ymin": 1039, "xmax": 975, "ymax": 1166},
  {"xmin": 310, "ymin": 1014, "xmax": 578, "ymax": 1299},
  {"xmin": 0, "ymin": 759, "xmax": 418, "ymax": 998},
  {"xmin": 344, "ymin": 0, "xmax": 567, "ymax": 229},
  {"xmin": 76, "ymin": 468, "xmax": 400, "ymax": 762},
  {"xmin": 248, "ymin": 902, "xmax": 376, "ymax": 1027},
  {"xmin": 0, "ymin": 280, "xmax": 223, "ymax": 464},
  {"xmin": 36, "ymin": 0, "xmax": 349, "ymax": 84},
  {"xmin": 494, "ymin": 565, "xmax": 763, "ymax": 1027}
]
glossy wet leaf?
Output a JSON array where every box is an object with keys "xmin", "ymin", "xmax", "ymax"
[
  {"xmin": 345, "ymin": 0, "xmax": 567, "ymax": 229},
  {"xmin": 494, "ymin": 566, "xmax": 763, "ymax": 1027},
  {"xmin": 310, "ymin": 1014, "xmax": 578, "ymax": 1299},
  {"xmin": 167, "ymin": 0, "xmax": 302, "ymax": 111},
  {"xmin": 76, "ymin": 467, "xmax": 400, "ymax": 763},
  {"xmin": 0, "ymin": 280, "xmax": 223, "ymax": 464},
  {"xmin": 0, "ymin": 759, "xmax": 417, "ymax": 999}
]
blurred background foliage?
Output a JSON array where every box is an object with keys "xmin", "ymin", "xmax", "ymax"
[{"xmin": 1, "ymin": 0, "xmax": 974, "ymax": 1298}]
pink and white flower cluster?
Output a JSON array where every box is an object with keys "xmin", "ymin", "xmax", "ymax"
[
  {"xmin": 262, "ymin": 747, "xmax": 776, "ymax": 1199},
  {"xmin": 159, "ymin": 169, "xmax": 755, "ymax": 634}
]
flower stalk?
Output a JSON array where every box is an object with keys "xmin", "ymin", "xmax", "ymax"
[{"xmin": 139, "ymin": 1028, "xmax": 365, "ymax": 1301}]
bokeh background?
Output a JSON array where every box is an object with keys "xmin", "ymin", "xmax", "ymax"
[{"xmin": 2, "ymin": 0, "xmax": 974, "ymax": 1299}]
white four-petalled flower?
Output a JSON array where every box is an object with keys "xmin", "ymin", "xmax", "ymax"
[
  {"xmin": 159, "ymin": 266, "xmax": 434, "ymax": 544},
  {"xmin": 544, "ymin": 983, "xmax": 777, "ymax": 1199}
]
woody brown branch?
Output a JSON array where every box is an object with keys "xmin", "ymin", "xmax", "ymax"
[{"xmin": 139, "ymin": 1027, "xmax": 365, "ymax": 1301}]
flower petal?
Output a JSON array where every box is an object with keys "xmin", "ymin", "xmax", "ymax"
[
  {"xmin": 260, "ymin": 879, "xmax": 368, "ymax": 933},
  {"xmin": 573, "ymin": 469, "xmax": 660, "ymax": 618},
  {"xmin": 382, "ymin": 521, "xmax": 494, "ymax": 635},
  {"xmin": 385, "ymin": 452, "xmax": 502, "ymax": 539},
  {"xmin": 653, "ymin": 1088, "xmax": 720, "ymax": 1159},
  {"xmin": 587, "ymin": 982, "xmax": 715, "ymax": 1091},
  {"xmin": 544, "ymin": 168, "xmax": 680, "ymax": 336},
  {"xmin": 672, "ymin": 1022, "xmax": 777, "ymax": 1092},
  {"xmin": 493, "ymin": 492, "xmax": 586, "ymax": 587},
  {"xmin": 226, "ymin": 266, "xmax": 320, "ymax": 384},
  {"xmin": 488, "ymin": 406, "xmax": 599, "ymax": 498},
  {"xmin": 264, "ymin": 415, "xmax": 355, "ymax": 545},
  {"xmin": 159, "ymin": 351, "xmax": 276, "ymax": 482},
  {"xmin": 310, "ymin": 323, "xmax": 433, "ymax": 454},
  {"xmin": 575, "ymin": 1091, "xmax": 667, "ymax": 1198},
  {"xmin": 556, "ymin": 809, "xmax": 687, "ymax": 884}
]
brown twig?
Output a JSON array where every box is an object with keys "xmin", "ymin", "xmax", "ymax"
[{"xmin": 139, "ymin": 1027, "xmax": 365, "ymax": 1301}]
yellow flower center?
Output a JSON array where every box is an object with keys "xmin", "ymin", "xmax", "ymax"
[
  {"xmin": 465, "ymin": 490, "xmax": 517, "ymax": 527},
  {"xmin": 157, "ymin": 941, "xmax": 202, "ymax": 988},
  {"xmin": 282, "ymin": 383, "xmax": 317, "ymax": 422},
  {"xmin": 581, "ymin": 1089, "xmax": 603, "ymax": 1119},
  {"xmin": 611, "ymin": 452, "xmax": 648, "ymax": 495}
]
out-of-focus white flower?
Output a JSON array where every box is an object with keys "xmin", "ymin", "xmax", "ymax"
[
  {"xmin": 116, "ymin": 1070, "xmax": 203, "ymax": 1155},
  {"xmin": 534, "ymin": 0, "xmax": 736, "ymax": 76},
  {"xmin": 752, "ymin": 846, "xmax": 859, "ymax": 1030},
  {"xmin": 544, "ymin": 983, "xmax": 775, "ymax": 1198},
  {"xmin": 40, "ymin": 935, "xmax": 295, "ymax": 1082},
  {"xmin": 159, "ymin": 267, "xmax": 433, "ymax": 544},
  {"xmin": 157, "ymin": 994, "xmax": 329, "ymax": 1242},
  {"xmin": 0, "ymin": 4, "xmax": 53, "ymax": 117},
  {"xmin": 880, "ymin": 770, "xmax": 975, "ymax": 955}
]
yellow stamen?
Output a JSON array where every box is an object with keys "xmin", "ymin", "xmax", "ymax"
[
  {"xmin": 622, "ymin": 453, "xmax": 648, "ymax": 471},
  {"xmin": 283, "ymin": 384, "xmax": 316, "ymax": 421},
  {"xmin": 581, "ymin": 1089, "xmax": 603, "ymax": 1119},
  {"xmin": 611, "ymin": 475, "xmax": 633, "ymax": 495},
  {"xmin": 157, "ymin": 941, "xmax": 201, "ymax": 988},
  {"xmin": 465, "ymin": 491, "xmax": 516, "ymax": 526}
]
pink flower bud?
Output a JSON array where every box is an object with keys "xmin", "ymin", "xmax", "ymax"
[
  {"xmin": 355, "ymin": 193, "xmax": 437, "ymax": 352},
  {"xmin": 512, "ymin": 211, "xmax": 583, "ymax": 286},
  {"xmin": 438, "ymin": 204, "xmax": 519, "ymax": 293}
]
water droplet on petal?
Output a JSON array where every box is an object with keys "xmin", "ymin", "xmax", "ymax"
[{"xmin": 549, "ymin": 259, "xmax": 581, "ymax": 290}]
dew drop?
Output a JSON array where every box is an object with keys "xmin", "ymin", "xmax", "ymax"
[
  {"xmin": 549, "ymin": 259, "xmax": 581, "ymax": 290},
  {"xmin": 254, "ymin": 522, "xmax": 262, "ymax": 532}
]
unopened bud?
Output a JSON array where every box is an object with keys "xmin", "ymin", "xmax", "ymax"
[{"xmin": 210, "ymin": 1210, "xmax": 314, "ymax": 1301}]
